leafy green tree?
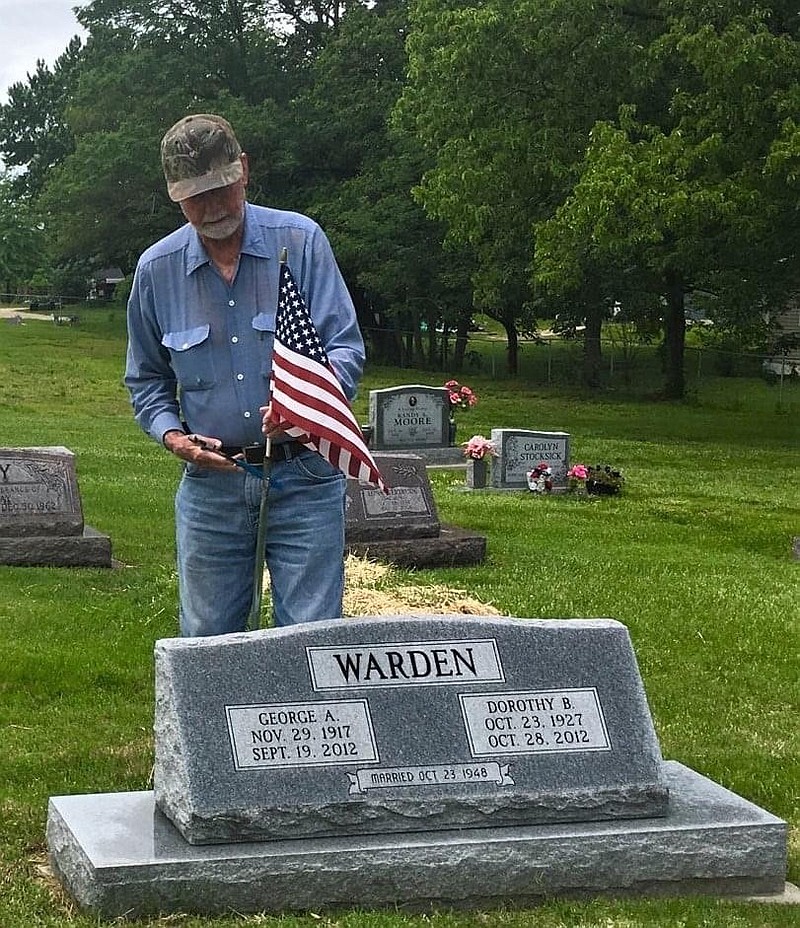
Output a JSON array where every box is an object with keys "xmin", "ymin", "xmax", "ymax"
[
  {"xmin": 0, "ymin": 38, "xmax": 84, "ymax": 197},
  {"xmin": 76, "ymin": 0, "xmax": 286, "ymax": 103},
  {"xmin": 30, "ymin": 0, "xmax": 382, "ymax": 273},
  {"xmin": 535, "ymin": 4, "xmax": 800, "ymax": 397},
  {"xmin": 398, "ymin": 0, "xmax": 655, "ymax": 374},
  {"xmin": 290, "ymin": 0, "xmax": 475, "ymax": 368},
  {"xmin": 36, "ymin": 1, "xmax": 297, "ymax": 272},
  {"xmin": 0, "ymin": 175, "xmax": 46, "ymax": 300},
  {"xmin": 319, "ymin": 143, "xmax": 475, "ymax": 368}
]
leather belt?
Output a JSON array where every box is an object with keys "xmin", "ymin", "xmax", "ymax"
[{"xmin": 219, "ymin": 440, "xmax": 307, "ymax": 464}]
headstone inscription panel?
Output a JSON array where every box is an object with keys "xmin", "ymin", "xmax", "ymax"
[
  {"xmin": 369, "ymin": 386, "xmax": 450, "ymax": 450},
  {"xmin": 345, "ymin": 454, "xmax": 440, "ymax": 541},
  {"xmin": 154, "ymin": 616, "xmax": 667, "ymax": 845},
  {"xmin": 0, "ymin": 446, "xmax": 83, "ymax": 537},
  {"xmin": 490, "ymin": 429, "xmax": 570, "ymax": 490}
]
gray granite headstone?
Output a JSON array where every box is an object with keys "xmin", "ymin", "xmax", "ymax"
[
  {"xmin": 369, "ymin": 386, "xmax": 450, "ymax": 450},
  {"xmin": 48, "ymin": 615, "xmax": 789, "ymax": 916},
  {"xmin": 345, "ymin": 454, "xmax": 485, "ymax": 567},
  {"xmin": 345, "ymin": 454, "xmax": 439, "ymax": 541},
  {"xmin": 154, "ymin": 616, "xmax": 667, "ymax": 845},
  {"xmin": 0, "ymin": 446, "xmax": 112, "ymax": 566},
  {"xmin": 0, "ymin": 446, "xmax": 83, "ymax": 536},
  {"xmin": 490, "ymin": 429, "xmax": 570, "ymax": 490}
]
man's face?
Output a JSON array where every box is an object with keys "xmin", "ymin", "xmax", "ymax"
[{"xmin": 180, "ymin": 178, "xmax": 246, "ymax": 241}]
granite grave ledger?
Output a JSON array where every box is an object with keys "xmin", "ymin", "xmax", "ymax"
[
  {"xmin": 47, "ymin": 615, "xmax": 788, "ymax": 917},
  {"xmin": 153, "ymin": 617, "xmax": 667, "ymax": 844}
]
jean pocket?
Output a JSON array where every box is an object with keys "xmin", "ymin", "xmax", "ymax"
[
  {"xmin": 294, "ymin": 451, "xmax": 344, "ymax": 482},
  {"xmin": 162, "ymin": 325, "xmax": 216, "ymax": 391}
]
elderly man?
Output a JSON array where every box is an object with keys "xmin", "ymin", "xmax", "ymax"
[{"xmin": 125, "ymin": 114, "xmax": 365, "ymax": 636}]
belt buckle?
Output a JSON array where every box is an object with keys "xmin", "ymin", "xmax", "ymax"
[{"xmin": 242, "ymin": 444, "xmax": 265, "ymax": 464}]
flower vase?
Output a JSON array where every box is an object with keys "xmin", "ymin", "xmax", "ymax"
[
  {"xmin": 448, "ymin": 417, "xmax": 457, "ymax": 446},
  {"xmin": 466, "ymin": 457, "xmax": 488, "ymax": 489}
]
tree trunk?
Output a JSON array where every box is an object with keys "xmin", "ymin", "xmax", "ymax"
[
  {"xmin": 397, "ymin": 311, "xmax": 413, "ymax": 367},
  {"xmin": 582, "ymin": 305, "xmax": 604, "ymax": 389},
  {"xmin": 412, "ymin": 308, "xmax": 424, "ymax": 366},
  {"xmin": 501, "ymin": 310, "xmax": 519, "ymax": 376},
  {"xmin": 663, "ymin": 271, "xmax": 686, "ymax": 399},
  {"xmin": 426, "ymin": 310, "xmax": 438, "ymax": 369},
  {"xmin": 451, "ymin": 311, "xmax": 471, "ymax": 371}
]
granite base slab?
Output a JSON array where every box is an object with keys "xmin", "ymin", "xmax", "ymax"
[
  {"xmin": 380, "ymin": 446, "xmax": 465, "ymax": 467},
  {"xmin": 47, "ymin": 762, "xmax": 787, "ymax": 919},
  {"xmin": 0, "ymin": 525, "xmax": 112, "ymax": 566},
  {"xmin": 346, "ymin": 523, "xmax": 486, "ymax": 567}
]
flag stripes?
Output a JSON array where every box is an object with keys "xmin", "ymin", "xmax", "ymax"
[{"xmin": 269, "ymin": 261, "xmax": 387, "ymax": 492}]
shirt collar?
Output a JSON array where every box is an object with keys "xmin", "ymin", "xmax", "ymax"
[{"xmin": 184, "ymin": 202, "xmax": 271, "ymax": 275}]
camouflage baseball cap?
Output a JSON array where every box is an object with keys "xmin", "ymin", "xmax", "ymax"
[{"xmin": 161, "ymin": 114, "xmax": 244, "ymax": 202}]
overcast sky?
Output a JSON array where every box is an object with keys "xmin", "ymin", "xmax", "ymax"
[{"xmin": 0, "ymin": 1, "xmax": 87, "ymax": 104}]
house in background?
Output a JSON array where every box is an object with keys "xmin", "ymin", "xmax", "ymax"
[{"xmin": 89, "ymin": 267, "xmax": 125, "ymax": 300}]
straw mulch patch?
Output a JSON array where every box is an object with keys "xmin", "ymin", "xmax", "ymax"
[
  {"xmin": 263, "ymin": 555, "xmax": 501, "ymax": 617},
  {"xmin": 340, "ymin": 554, "xmax": 502, "ymax": 617}
]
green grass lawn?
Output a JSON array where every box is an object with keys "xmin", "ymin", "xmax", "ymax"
[{"xmin": 0, "ymin": 307, "xmax": 798, "ymax": 926}]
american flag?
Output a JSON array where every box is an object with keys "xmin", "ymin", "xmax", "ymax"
[{"xmin": 269, "ymin": 261, "xmax": 387, "ymax": 492}]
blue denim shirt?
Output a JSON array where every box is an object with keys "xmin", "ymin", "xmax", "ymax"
[{"xmin": 124, "ymin": 203, "xmax": 365, "ymax": 447}]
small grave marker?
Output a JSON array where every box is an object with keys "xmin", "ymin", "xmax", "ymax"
[
  {"xmin": 345, "ymin": 454, "xmax": 439, "ymax": 541},
  {"xmin": 490, "ymin": 428, "xmax": 570, "ymax": 490},
  {"xmin": 345, "ymin": 453, "xmax": 485, "ymax": 566},
  {"xmin": 0, "ymin": 447, "xmax": 112, "ymax": 566}
]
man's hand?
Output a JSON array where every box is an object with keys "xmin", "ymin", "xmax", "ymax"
[
  {"xmin": 163, "ymin": 430, "xmax": 237, "ymax": 471},
  {"xmin": 260, "ymin": 403, "xmax": 290, "ymax": 441}
]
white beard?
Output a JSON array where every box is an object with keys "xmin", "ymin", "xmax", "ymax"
[{"xmin": 198, "ymin": 211, "xmax": 243, "ymax": 240}]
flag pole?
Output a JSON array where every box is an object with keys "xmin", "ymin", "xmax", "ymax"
[
  {"xmin": 246, "ymin": 434, "xmax": 271, "ymax": 630},
  {"xmin": 246, "ymin": 247, "xmax": 287, "ymax": 630}
]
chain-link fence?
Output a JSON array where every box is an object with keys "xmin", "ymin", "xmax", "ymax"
[{"xmin": 361, "ymin": 325, "xmax": 800, "ymax": 395}]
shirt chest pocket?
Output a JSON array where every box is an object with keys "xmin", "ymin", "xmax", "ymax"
[
  {"xmin": 162, "ymin": 325, "xmax": 216, "ymax": 391},
  {"xmin": 251, "ymin": 312, "xmax": 276, "ymax": 377}
]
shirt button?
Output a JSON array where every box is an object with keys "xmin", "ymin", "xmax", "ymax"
[
  {"xmin": 244, "ymin": 411, "xmax": 251, "ymax": 418},
  {"xmin": 237, "ymin": 373, "xmax": 244, "ymax": 381},
  {"xmin": 231, "ymin": 336, "xmax": 239, "ymax": 344},
  {"xmin": 228, "ymin": 299, "xmax": 235, "ymax": 307}
]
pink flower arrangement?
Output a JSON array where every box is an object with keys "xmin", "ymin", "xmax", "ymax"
[
  {"xmin": 461, "ymin": 435, "xmax": 497, "ymax": 460},
  {"xmin": 568, "ymin": 463, "xmax": 625, "ymax": 494},
  {"xmin": 567, "ymin": 464, "xmax": 589, "ymax": 481},
  {"xmin": 444, "ymin": 379, "xmax": 478, "ymax": 412}
]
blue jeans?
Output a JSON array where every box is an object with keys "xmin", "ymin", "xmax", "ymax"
[{"xmin": 175, "ymin": 450, "xmax": 346, "ymax": 636}]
